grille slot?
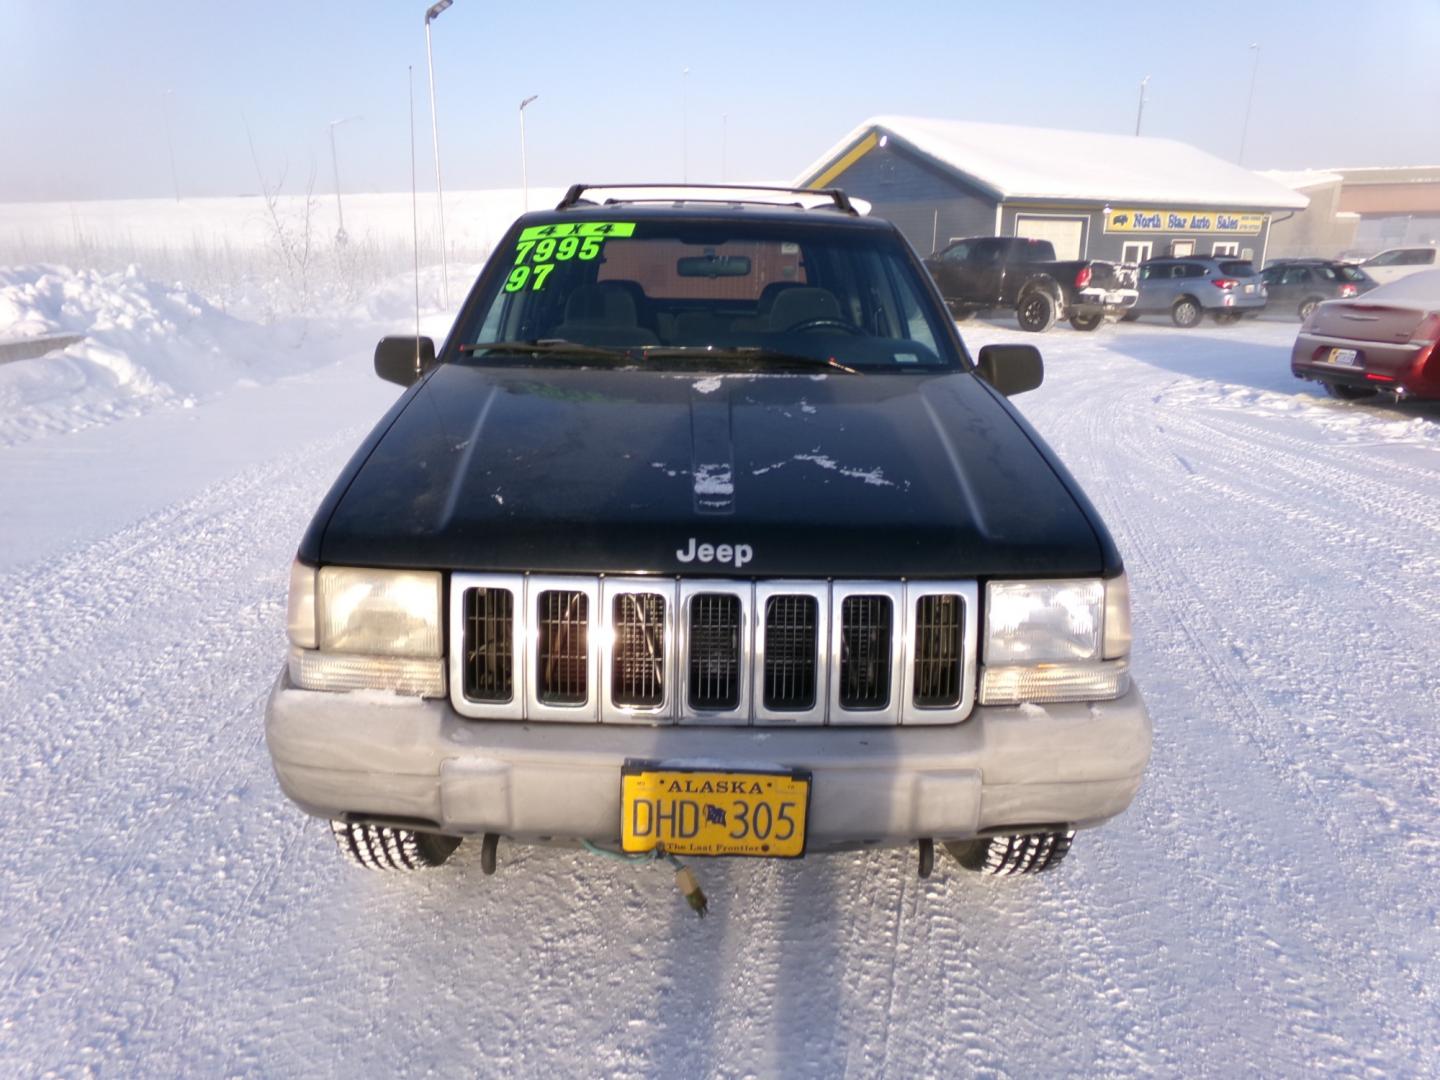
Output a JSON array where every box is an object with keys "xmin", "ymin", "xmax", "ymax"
[
  {"xmin": 612, "ymin": 593, "xmax": 666, "ymax": 708},
  {"xmin": 913, "ymin": 594, "xmax": 963, "ymax": 707},
  {"xmin": 762, "ymin": 595, "xmax": 818, "ymax": 710},
  {"xmin": 688, "ymin": 593, "xmax": 741, "ymax": 710},
  {"xmin": 536, "ymin": 590, "xmax": 588, "ymax": 705},
  {"xmin": 463, "ymin": 587, "xmax": 514, "ymax": 702},
  {"xmin": 838, "ymin": 595, "xmax": 892, "ymax": 709}
]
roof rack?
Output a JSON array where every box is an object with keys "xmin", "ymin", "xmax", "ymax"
[{"xmin": 555, "ymin": 183, "xmax": 859, "ymax": 215}]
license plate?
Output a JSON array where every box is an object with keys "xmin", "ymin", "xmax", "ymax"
[
  {"xmin": 621, "ymin": 763, "xmax": 811, "ymax": 858},
  {"xmin": 1328, "ymin": 348, "xmax": 1359, "ymax": 366},
  {"xmin": 1244, "ymin": 284, "xmax": 1255, "ymax": 294}
]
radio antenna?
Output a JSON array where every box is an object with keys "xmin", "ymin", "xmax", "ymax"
[{"xmin": 408, "ymin": 65, "xmax": 421, "ymax": 375}]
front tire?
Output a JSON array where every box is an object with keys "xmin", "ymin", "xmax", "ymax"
[
  {"xmin": 1171, "ymin": 297, "xmax": 1202, "ymax": 328},
  {"xmin": 1322, "ymin": 382, "xmax": 1378, "ymax": 401},
  {"xmin": 946, "ymin": 830, "xmax": 1075, "ymax": 876},
  {"xmin": 330, "ymin": 820, "xmax": 462, "ymax": 871},
  {"xmin": 1016, "ymin": 289, "xmax": 1058, "ymax": 333},
  {"xmin": 1068, "ymin": 313, "xmax": 1104, "ymax": 332}
]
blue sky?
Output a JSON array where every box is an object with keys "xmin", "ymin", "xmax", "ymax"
[{"xmin": 3, "ymin": 0, "xmax": 1438, "ymax": 202}]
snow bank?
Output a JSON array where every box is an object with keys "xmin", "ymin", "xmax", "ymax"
[{"xmin": 0, "ymin": 265, "xmax": 330, "ymax": 446}]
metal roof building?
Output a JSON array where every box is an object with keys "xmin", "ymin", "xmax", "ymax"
[{"xmin": 795, "ymin": 116, "xmax": 1308, "ymax": 265}]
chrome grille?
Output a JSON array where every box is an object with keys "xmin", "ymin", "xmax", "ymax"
[
  {"xmin": 913, "ymin": 594, "xmax": 963, "ymax": 707},
  {"xmin": 463, "ymin": 586, "xmax": 514, "ymax": 702},
  {"xmin": 612, "ymin": 593, "xmax": 665, "ymax": 707},
  {"xmin": 762, "ymin": 595, "xmax": 818, "ymax": 710},
  {"xmin": 536, "ymin": 590, "xmax": 588, "ymax": 705},
  {"xmin": 838, "ymin": 595, "xmax": 892, "ymax": 709},
  {"xmin": 688, "ymin": 593, "xmax": 741, "ymax": 710},
  {"xmin": 447, "ymin": 575, "xmax": 976, "ymax": 725}
]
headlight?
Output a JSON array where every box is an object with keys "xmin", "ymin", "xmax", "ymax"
[
  {"xmin": 980, "ymin": 575, "xmax": 1131, "ymax": 705},
  {"xmin": 285, "ymin": 562, "xmax": 445, "ymax": 697}
]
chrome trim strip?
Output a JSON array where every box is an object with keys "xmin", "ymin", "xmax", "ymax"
[
  {"xmin": 900, "ymin": 581, "xmax": 979, "ymax": 725},
  {"xmin": 448, "ymin": 573, "xmax": 527, "ymax": 720},
  {"xmin": 677, "ymin": 579, "xmax": 753, "ymax": 725},
  {"xmin": 829, "ymin": 581, "xmax": 906, "ymax": 726},
  {"xmin": 524, "ymin": 575, "xmax": 600, "ymax": 723},
  {"xmin": 753, "ymin": 580, "xmax": 831, "ymax": 726},
  {"xmin": 600, "ymin": 577, "xmax": 678, "ymax": 725}
]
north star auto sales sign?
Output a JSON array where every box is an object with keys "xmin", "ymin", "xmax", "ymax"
[{"xmin": 1104, "ymin": 209, "xmax": 1266, "ymax": 235}]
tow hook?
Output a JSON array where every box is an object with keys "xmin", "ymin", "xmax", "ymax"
[{"xmin": 918, "ymin": 838, "xmax": 935, "ymax": 879}]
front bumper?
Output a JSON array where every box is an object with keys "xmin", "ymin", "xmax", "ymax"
[{"xmin": 265, "ymin": 672, "xmax": 1151, "ymax": 850}]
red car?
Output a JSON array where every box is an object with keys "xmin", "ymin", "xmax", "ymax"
[{"xmin": 1291, "ymin": 269, "xmax": 1440, "ymax": 401}]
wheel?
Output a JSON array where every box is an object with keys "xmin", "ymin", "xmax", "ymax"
[
  {"xmin": 1119, "ymin": 310, "xmax": 1141, "ymax": 323},
  {"xmin": 783, "ymin": 317, "xmax": 861, "ymax": 335},
  {"xmin": 1322, "ymin": 382, "xmax": 1378, "ymax": 401},
  {"xmin": 330, "ymin": 820, "xmax": 462, "ymax": 871},
  {"xmin": 945, "ymin": 830, "xmax": 1075, "ymax": 876},
  {"xmin": 1015, "ymin": 289, "xmax": 1058, "ymax": 332},
  {"xmin": 1211, "ymin": 310, "xmax": 1242, "ymax": 326},
  {"xmin": 1068, "ymin": 313, "xmax": 1104, "ymax": 332},
  {"xmin": 1170, "ymin": 297, "xmax": 1202, "ymax": 328},
  {"xmin": 1298, "ymin": 297, "xmax": 1322, "ymax": 321}
]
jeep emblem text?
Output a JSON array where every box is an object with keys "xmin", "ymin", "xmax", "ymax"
[{"xmin": 675, "ymin": 537, "xmax": 753, "ymax": 568}]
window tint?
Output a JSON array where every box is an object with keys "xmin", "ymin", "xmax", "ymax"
[
  {"xmin": 1220, "ymin": 261, "xmax": 1256, "ymax": 277},
  {"xmin": 1402, "ymin": 248, "xmax": 1437, "ymax": 265},
  {"xmin": 1313, "ymin": 265, "xmax": 1339, "ymax": 282},
  {"xmin": 1280, "ymin": 266, "xmax": 1310, "ymax": 285},
  {"xmin": 1181, "ymin": 263, "xmax": 1206, "ymax": 278}
]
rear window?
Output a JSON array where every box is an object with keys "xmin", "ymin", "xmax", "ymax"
[
  {"xmin": 1219, "ymin": 261, "xmax": 1256, "ymax": 277},
  {"xmin": 1336, "ymin": 265, "xmax": 1368, "ymax": 282}
]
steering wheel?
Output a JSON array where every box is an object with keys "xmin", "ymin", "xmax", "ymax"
[{"xmin": 783, "ymin": 317, "xmax": 862, "ymax": 335}]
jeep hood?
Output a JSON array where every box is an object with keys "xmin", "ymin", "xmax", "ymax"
[{"xmin": 315, "ymin": 364, "xmax": 1110, "ymax": 578}]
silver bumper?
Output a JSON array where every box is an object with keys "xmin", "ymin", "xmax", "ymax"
[{"xmin": 265, "ymin": 672, "xmax": 1151, "ymax": 850}]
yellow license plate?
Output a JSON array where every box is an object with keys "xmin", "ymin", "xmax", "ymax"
[{"xmin": 621, "ymin": 763, "xmax": 811, "ymax": 858}]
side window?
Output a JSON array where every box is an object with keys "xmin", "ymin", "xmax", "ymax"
[
  {"xmin": 1368, "ymin": 250, "xmax": 1401, "ymax": 266},
  {"xmin": 1261, "ymin": 267, "xmax": 1281, "ymax": 285},
  {"xmin": 1403, "ymin": 248, "xmax": 1436, "ymax": 265},
  {"xmin": 1183, "ymin": 263, "xmax": 1206, "ymax": 278},
  {"xmin": 943, "ymin": 242, "xmax": 970, "ymax": 264},
  {"xmin": 1281, "ymin": 267, "xmax": 1310, "ymax": 285},
  {"xmin": 1314, "ymin": 266, "xmax": 1338, "ymax": 282}
]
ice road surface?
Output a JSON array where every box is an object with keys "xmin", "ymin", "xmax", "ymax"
[{"xmin": 1, "ymin": 283, "xmax": 1437, "ymax": 1077}]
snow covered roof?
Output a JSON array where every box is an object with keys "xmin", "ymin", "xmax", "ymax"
[
  {"xmin": 797, "ymin": 116, "xmax": 1309, "ymax": 210},
  {"xmin": 1259, "ymin": 169, "xmax": 1345, "ymax": 191}
]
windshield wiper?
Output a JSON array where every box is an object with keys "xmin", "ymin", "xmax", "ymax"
[
  {"xmin": 459, "ymin": 339, "xmax": 632, "ymax": 361},
  {"xmin": 638, "ymin": 346, "xmax": 861, "ymax": 375}
]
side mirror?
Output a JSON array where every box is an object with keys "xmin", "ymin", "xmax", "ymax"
[
  {"xmin": 374, "ymin": 335, "xmax": 437, "ymax": 386},
  {"xmin": 976, "ymin": 344, "xmax": 1044, "ymax": 396}
]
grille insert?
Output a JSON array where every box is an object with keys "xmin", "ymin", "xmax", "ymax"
[
  {"xmin": 463, "ymin": 587, "xmax": 514, "ymax": 702},
  {"xmin": 839, "ymin": 595, "xmax": 892, "ymax": 709},
  {"xmin": 688, "ymin": 594, "xmax": 741, "ymax": 710},
  {"xmin": 612, "ymin": 594, "xmax": 666, "ymax": 708},
  {"xmin": 763, "ymin": 595, "xmax": 818, "ymax": 710},
  {"xmin": 913, "ymin": 594, "xmax": 963, "ymax": 707},
  {"xmin": 536, "ymin": 590, "xmax": 588, "ymax": 705}
]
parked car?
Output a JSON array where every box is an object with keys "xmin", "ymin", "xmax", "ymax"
[
  {"xmin": 924, "ymin": 235, "xmax": 1138, "ymax": 333},
  {"xmin": 1358, "ymin": 246, "xmax": 1438, "ymax": 285},
  {"xmin": 265, "ymin": 184, "xmax": 1151, "ymax": 895},
  {"xmin": 1128, "ymin": 256, "xmax": 1267, "ymax": 327},
  {"xmin": 1260, "ymin": 259, "xmax": 1376, "ymax": 321},
  {"xmin": 1291, "ymin": 268, "xmax": 1440, "ymax": 401}
]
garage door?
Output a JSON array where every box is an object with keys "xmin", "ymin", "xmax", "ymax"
[{"xmin": 1014, "ymin": 217, "xmax": 1085, "ymax": 260}]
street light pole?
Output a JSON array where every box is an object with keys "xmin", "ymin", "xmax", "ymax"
[
  {"xmin": 721, "ymin": 112, "xmax": 728, "ymax": 182},
  {"xmin": 328, "ymin": 116, "xmax": 358, "ymax": 245},
  {"xmin": 424, "ymin": 0, "xmax": 454, "ymax": 309},
  {"xmin": 681, "ymin": 66, "xmax": 690, "ymax": 183},
  {"xmin": 519, "ymin": 95, "xmax": 538, "ymax": 211},
  {"xmin": 1135, "ymin": 75, "xmax": 1149, "ymax": 136},
  {"xmin": 1239, "ymin": 42, "xmax": 1261, "ymax": 164},
  {"xmin": 162, "ymin": 89, "xmax": 180, "ymax": 202}
]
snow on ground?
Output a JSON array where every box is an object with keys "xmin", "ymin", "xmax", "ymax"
[{"xmin": 0, "ymin": 272, "xmax": 1438, "ymax": 1077}]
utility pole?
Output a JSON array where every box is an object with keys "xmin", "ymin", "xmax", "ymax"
[
  {"xmin": 519, "ymin": 95, "xmax": 538, "ymax": 211},
  {"xmin": 328, "ymin": 117, "xmax": 358, "ymax": 245},
  {"xmin": 162, "ymin": 89, "xmax": 180, "ymax": 201},
  {"xmin": 424, "ymin": 0, "xmax": 454, "ymax": 309},
  {"xmin": 682, "ymin": 66, "xmax": 690, "ymax": 183},
  {"xmin": 721, "ymin": 112, "xmax": 728, "ymax": 182},
  {"xmin": 1239, "ymin": 43, "xmax": 1261, "ymax": 164},
  {"xmin": 1135, "ymin": 75, "xmax": 1149, "ymax": 136}
]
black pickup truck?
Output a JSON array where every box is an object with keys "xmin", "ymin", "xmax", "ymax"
[
  {"xmin": 925, "ymin": 236, "xmax": 1139, "ymax": 332},
  {"xmin": 265, "ymin": 185, "xmax": 1150, "ymax": 903}
]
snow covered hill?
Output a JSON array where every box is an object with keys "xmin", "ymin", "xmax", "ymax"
[{"xmin": 0, "ymin": 254, "xmax": 1437, "ymax": 1076}]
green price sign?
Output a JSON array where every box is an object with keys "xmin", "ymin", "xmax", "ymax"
[{"xmin": 507, "ymin": 221, "xmax": 637, "ymax": 291}]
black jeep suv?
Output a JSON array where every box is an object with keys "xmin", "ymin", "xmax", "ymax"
[{"xmin": 266, "ymin": 185, "xmax": 1150, "ymax": 890}]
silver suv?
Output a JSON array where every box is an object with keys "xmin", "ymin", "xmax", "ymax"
[{"xmin": 1130, "ymin": 256, "xmax": 1268, "ymax": 327}]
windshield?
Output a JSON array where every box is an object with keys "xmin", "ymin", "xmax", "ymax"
[{"xmin": 456, "ymin": 217, "xmax": 957, "ymax": 370}]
